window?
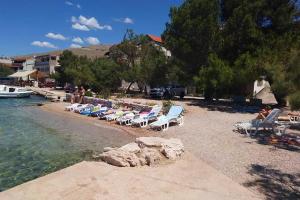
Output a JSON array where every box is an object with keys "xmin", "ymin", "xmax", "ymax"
[{"xmin": 9, "ymin": 88, "xmax": 15, "ymax": 92}]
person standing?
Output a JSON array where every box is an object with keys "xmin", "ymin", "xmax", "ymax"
[
  {"xmin": 70, "ymin": 86, "xmax": 79, "ymax": 104},
  {"xmin": 79, "ymin": 86, "xmax": 86, "ymax": 104}
]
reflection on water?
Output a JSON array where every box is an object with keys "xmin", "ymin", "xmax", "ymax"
[{"xmin": 0, "ymin": 96, "xmax": 133, "ymax": 191}]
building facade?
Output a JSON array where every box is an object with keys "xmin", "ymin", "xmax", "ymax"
[
  {"xmin": 0, "ymin": 57, "xmax": 13, "ymax": 66},
  {"xmin": 34, "ymin": 54, "xmax": 60, "ymax": 75}
]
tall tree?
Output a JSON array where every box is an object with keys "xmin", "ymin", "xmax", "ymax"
[
  {"xmin": 163, "ymin": 0, "xmax": 222, "ymax": 84},
  {"xmin": 163, "ymin": 0, "xmax": 300, "ymax": 100}
]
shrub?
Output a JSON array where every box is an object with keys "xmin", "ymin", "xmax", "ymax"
[
  {"xmin": 85, "ymin": 90, "xmax": 93, "ymax": 97},
  {"xmin": 289, "ymin": 91, "xmax": 300, "ymax": 110},
  {"xmin": 162, "ymin": 100, "xmax": 174, "ymax": 114}
]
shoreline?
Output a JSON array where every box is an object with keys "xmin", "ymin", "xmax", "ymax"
[{"xmin": 40, "ymin": 101, "xmax": 163, "ymax": 138}]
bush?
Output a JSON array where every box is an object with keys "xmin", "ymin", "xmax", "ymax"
[
  {"xmin": 85, "ymin": 91, "xmax": 93, "ymax": 97},
  {"xmin": 289, "ymin": 92, "xmax": 300, "ymax": 110},
  {"xmin": 162, "ymin": 100, "xmax": 174, "ymax": 114}
]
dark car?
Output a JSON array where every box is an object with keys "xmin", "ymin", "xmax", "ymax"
[
  {"xmin": 150, "ymin": 85, "xmax": 186, "ymax": 99},
  {"xmin": 149, "ymin": 87, "xmax": 166, "ymax": 99}
]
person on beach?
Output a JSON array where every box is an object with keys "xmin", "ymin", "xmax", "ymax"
[
  {"xmin": 79, "ymin": 86, "xmax": 86, "ymax": 104},
  {"xmin": 71, "ymin": 87, "xmax": 79, "ymax": 104},
  {"xmin": 256, "ymin": 106, "xmax": 272, "ymax": 120}
]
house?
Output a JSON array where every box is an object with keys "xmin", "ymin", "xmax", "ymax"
[
  {"xmin": 0, "ymin": 57, "xmax": 13, "ymax": 66},
  {"xmin": 146, "ymin": 34, "xmax": 171, "ymax": 58},
  {"xmin": 34, "ymin": 54, "xmax": 60, "ymax": 75}
]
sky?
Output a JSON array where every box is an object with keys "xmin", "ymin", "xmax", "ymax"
[{"xmin": 0, "ymin": 0, "xmax": 183, "ymax": 56}]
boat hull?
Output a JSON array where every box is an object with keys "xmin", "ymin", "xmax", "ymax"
[{"xmin": 0, "ymin": 91, "xmax": 33, "ymax": 98}]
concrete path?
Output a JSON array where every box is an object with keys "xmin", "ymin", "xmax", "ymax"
[{"xmin": 0, "ymin": 153, "xmax": 259, "ymax": 200}]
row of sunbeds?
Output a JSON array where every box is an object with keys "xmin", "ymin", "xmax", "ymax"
[{"xmin": 65, "ymin": 103, "xmax": 184, "ymax": 131}]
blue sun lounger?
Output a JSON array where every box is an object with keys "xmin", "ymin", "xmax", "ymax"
[{"xmin": 149, "ymin": 105, "xmax": 184, "ymax": 131}]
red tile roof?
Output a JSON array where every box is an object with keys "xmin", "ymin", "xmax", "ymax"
[{"xmin": 147, "ymin": 34, "xmax": 163, "ymax": 43}]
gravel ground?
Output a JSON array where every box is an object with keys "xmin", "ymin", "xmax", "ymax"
[{"xmin": 162, "ymin": 101, "xmax": 300, "ymax": 199}]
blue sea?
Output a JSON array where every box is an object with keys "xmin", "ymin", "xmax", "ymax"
[{"xmin": 0, "ymin": 96, "xmax": 133, "ymax": 191}]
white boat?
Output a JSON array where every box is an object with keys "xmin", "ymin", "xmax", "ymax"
[{"xmin": 0, "ymin": 85, "xmax": 33, "ymax": 98}]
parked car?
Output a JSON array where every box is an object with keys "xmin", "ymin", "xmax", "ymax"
[
  {"xmin": 150, "ymin": 85, "xmax": 186, "ymax": 99},
  {"xmin": 165, "ymin": 84, "xmax": 186, "ymax": 99},
  {"xmin": 149, "ymin": 87, "xmax": 166, "ymax": 99}
]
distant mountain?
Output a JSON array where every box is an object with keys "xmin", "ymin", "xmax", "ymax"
[{"xmin": 14, "ymin": 45, "xmax": 112, "ymax": 59}]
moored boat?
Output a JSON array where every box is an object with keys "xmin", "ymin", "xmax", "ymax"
[{"xmin": 0, "ymin": 85, "xmax": 33, "ymax": 98}]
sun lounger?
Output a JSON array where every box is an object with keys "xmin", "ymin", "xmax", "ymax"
[
  {"xmin": 74, "ymin": 104, "xmax": 91, "ymax": 113},
  {"xmin": 80, "ymin": 104, "xmax": 101, "ymax": 115},
  {"xmin": 149, "ymin": 105, "xmax": 184, "ymax": 131},
  {"xmin": 234, "ymin": 108, "xmax": 281, "ymax": 136},
  {"xmin": 65, "ymin": 103, "xmax": 81, "ymax": 111},
  {"xmin": 90, "ymin": 106, "xmax": 108, "ymax": 117},
  {"xmin": 131, "ymin": 106, "xmax": 162, "ymax": 128},
  {"xmin": 98, "ymin": 108, "xmax": 114, "ymax": 119},
  {"xmin": 116, "ymin": 112, "xmax": 136, "ymax": 125},
  {"xmin": 105, "ymin": 110, "xmax": 126, "ymax": 121}
]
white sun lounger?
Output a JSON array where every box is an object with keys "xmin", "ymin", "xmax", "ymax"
[
  {"xmin": 234, "ymin": 108, "xmax": 281, "ymax": 136},
  {"xmin": 131, "ymin": 106, "xmax": 162, "ymax": 128},
  {"xmin": 149, "ymin": 105, "xmax": 184, "ymax": 131}
]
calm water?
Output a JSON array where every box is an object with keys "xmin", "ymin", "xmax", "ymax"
[{"xmin": 0, "ymin": 96, "xmax": 133, "ymax": 191}]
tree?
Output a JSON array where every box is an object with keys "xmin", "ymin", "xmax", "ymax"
[
  {"xmin": 163, "ymin": 0, "xmax": 300, "ymax": 100},
  {"xmin": 0, "ymin": 64, "xmax": 13, "ymax": 77},
  {"xmin": 110, "ymin": 30, "xmax": 171, "ymax": 92},
  {"xmin": 163, "ymin": 0, "xmax": 222, "ymax": 84},
  {"xmin": 54, "ymin": 50, "xmax": 96, "ymax": 88},
  {"xmin": 194, "ymin": 54, "xmax": 233, "ymax": 99},
  {"xmin": 89, "ymin": 58, "xmax": 122, "ymax": 93}
]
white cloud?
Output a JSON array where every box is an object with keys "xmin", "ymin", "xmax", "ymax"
[
  {"xmin": 31, "ymin": 41, "xmax": 57, "ymax": 49},
  {"xmin": 72, "ymin": 23, "xmax": 90, "ymax": 31},
  {"xmin": 85, "ymin": 37, "xmax": 100, "ymax": 45},
  {"xmin": 70, "ymin": 43, "xmax": 82, "ymax": 48},
  {"xmin": 124, "ymin": 17, "xmax": 134, "ymax": 24},
  {"xmin": 72, "ymin": 37, "xmax": 84, "ymax": 44},
  {"xmin": 71, "ymin": 15, "xmax": 112, "ymax": 31},
  {"xmin": 65, "ymin": 1, "xmax": 81, "ymax": 9},
  {"xmin": 114, "ymin": 17, "xmax": 134, "ymax": 24},
  {"xmin": 46, "ymin": 33, "xmax": 67, "ymax": 40},
  {"xmin": 65, "ymin": 1, "xmax": 73, "ymax": 6}
]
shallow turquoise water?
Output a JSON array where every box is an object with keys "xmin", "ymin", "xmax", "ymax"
[{"xmin": 0, "ymin": 96, "xmax": 133, "ymax": 191}]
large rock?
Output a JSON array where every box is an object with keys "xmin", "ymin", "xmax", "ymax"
[
  {"xmin": 140, "ymin": 147, "xmax": 162, "ymax": 166},
  {"xmin": 160, "ymin": 138, "xmax": 184, "ymax": 160},
  {"xmin": 119, "ymin": 142, "xmax": 141, "ymax": 153},
  {"xmin": 103, "ymin": 147, "xmax": 117, "ymax": 152},
  {"xmin": 136, "ymin": 137, "xmax": 167, "ymax": 147},
  {"xmin": 100, "ymin": 150, "xmax": 140, "ymax": 167}
]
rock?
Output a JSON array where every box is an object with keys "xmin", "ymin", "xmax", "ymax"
[
  {"xmin": 160, "ymin": 138, "xmax": 184, "ymax": 160},
  {"xmin": 103, "ymin": 147, "xmax": 118, "ymax": 152},
  {"xmin": 100, "ymin": 150, "xmax": 140, "ymax": 167},
  {"xmin": 119, "ymin": 142, "xmax": 141, "ymax": 153},
  {"xmin": 136, "ymin": 137, "xmax": 167, "ymax": 147},
  {"xmin": 140, "ymin": 147, "xmax": 162, "ymax": 166}
]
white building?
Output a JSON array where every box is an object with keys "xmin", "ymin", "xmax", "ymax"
[
  {"xmin": 0, "ymin": 57, "xmax": 13, "ymax": 66},
  {"xmin": 34, "ymin": 54, "xmax": 60, "ymax": 75}
]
